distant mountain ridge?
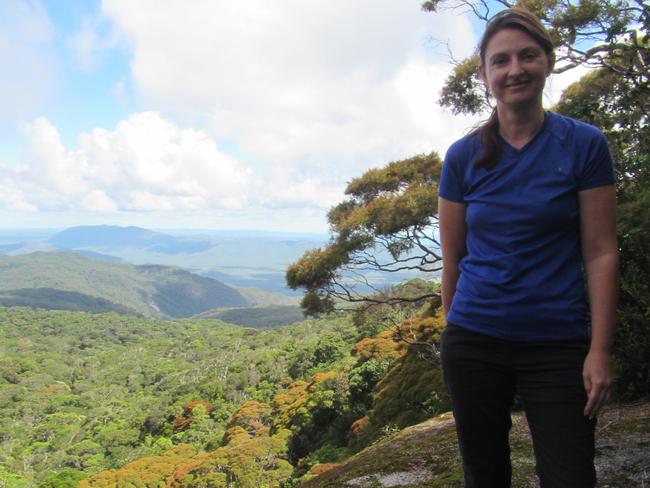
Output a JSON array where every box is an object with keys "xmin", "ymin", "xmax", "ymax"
[
  {"xmin": 48, "ymin": 225, "xmax": 214, "ymax": 255},
  {"xmin": 0, "ymin": 225, "xmax": 413, "ymax": 297},
  {"xmin": 0, "ymin": 225, "xmax": 331, "ymax": 295},
  {"xmin": 0, "ymin": 252, "xmax": 248, "ymax": 318}
]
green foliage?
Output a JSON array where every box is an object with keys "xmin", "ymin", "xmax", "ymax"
[
  {"xmin": 614, "ymin": 188, "xmax": 650, "ymax": 398},
  {"xmin": 287, "ymin": 154, "xmax": 443, "ymax": 315},
  {"xmin": 552, "ymin": 50, "xmax": 649, "ymax": 398},
  {"xmin": 0, "ymin": 465, "xmax": 29, "ymax": 488},
  {"xmin": 368, "ymin": 315, "xmax": 449, "ymax": 431},
  {"xmin": 271, "ymin": 371, "xmax": 354, "ymax": 465},
  {"xmin": 160, "ymin": 402, "xmax": 293, "ymax": 487},
  {"xmin": 348, "ymin": 359, "xmax": 392, "ymax": 416},
  {"xmin": 196, "ymin": 305, "xmax": 304, "ymax": 328},
  {"xmin": 37, "ymin": 469, "xmax": 87, "ymax": 488},
  {"xmin": 0, "ymin": 307, "xmax": 357, "ymax": 484}
]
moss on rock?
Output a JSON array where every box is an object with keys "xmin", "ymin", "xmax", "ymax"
[{"xmin": 297, "ymin": 402, "xmax": 650, "ymax": 488}]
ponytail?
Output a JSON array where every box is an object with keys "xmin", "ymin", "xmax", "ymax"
[{"xmin": 473, "ymin": 109, "xmax": 500, "ymax": 169}]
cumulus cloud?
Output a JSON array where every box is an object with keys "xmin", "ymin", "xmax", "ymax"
[
  {"xmin": 102, "ymin": 0, "xmax": 479, "ymax": 209},
  {"xmin": 0, "ymin": 113, "xmax": 252, "ymax": 213},
  {"xmin": 3, "ymin": 1, "xmax": 597, "ymax": 231}
]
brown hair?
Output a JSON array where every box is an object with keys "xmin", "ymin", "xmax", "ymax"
[{"xmin": 473, "ymin": 8, "xmax": 555, "ymax": 168}]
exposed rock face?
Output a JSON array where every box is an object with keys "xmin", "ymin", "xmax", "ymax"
[{"xmin": 299, "ymin": 402, "xmax": 650, "ymax": 487}]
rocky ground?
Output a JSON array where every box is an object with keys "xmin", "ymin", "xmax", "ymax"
[{"xmin": 299, "ymin": 401, "xmax": 649, "ymax": 488}]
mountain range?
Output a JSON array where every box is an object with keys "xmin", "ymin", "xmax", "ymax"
[
  {"xmin": 0, "ymin": 225, "xmax": 419, "ymax": 319},
  {"xmin": 0, "ymin": 225, "xmax": 329, "ymax": 295}
]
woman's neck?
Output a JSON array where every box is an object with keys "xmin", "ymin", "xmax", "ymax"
[{"xmin": 497, "ymin": 105, "xmax": 546, "ymax": 149}]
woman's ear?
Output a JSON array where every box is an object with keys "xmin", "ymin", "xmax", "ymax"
[
  {"xmin": 478, "ymin": 64, "xmax": 487, "ymax": 84},
  {"xmin": 546, "ymin": 52, "xmax": 555, "ymax": 76}
]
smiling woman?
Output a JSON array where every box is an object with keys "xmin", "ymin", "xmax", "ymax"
[
  {"xmin": 479, "ymin": 28, "xmax": 553, "ymax": 115},
  {"xmin": 438, "ymin": 7, "xmax": 618, "ymax": 488}
]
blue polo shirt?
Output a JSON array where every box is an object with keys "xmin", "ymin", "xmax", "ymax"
[{"xmin": 439, "ymin": 111, "xmax": 614, "ymax": 341}]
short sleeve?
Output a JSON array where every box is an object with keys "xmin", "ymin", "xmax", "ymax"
[
  {"xmin": 577, "ymin": 130, "xmax": 615, "ymax": 191},
  {"xmin": 439, "ymin": 141, "xmax": 466, "ymax": 203}
]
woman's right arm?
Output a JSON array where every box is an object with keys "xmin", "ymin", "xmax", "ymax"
[{"xmin": 439, "ymin": 197, "xmax": 467, "ymax": 319}]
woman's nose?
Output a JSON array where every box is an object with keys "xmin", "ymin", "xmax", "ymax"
[{"xmin": 508, "ymin": 59, "xmax": 525, "ymax": 76}]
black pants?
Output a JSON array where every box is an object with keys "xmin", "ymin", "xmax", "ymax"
[{"xmin": 440, "ymin": 324, "xmax": 596, "ymax": 488}]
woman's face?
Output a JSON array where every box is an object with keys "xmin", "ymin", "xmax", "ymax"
[{"xmin": 479, "ymin": 28, "xmax": 554, "ymax": 111}]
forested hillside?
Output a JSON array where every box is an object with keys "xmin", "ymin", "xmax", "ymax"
[
  {"xmin": 0, "ymin": 277, "xmax": 449, "ymax": 486},
  {"xmin": 0, "ymin": 253, "xmax": 248, "ymax": 317},
  {"xmin": 0, "ymin": 306, "xmax": 362, "ymax": 486}
]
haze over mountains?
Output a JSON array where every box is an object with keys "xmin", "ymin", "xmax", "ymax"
[
  {"xmin": 0, "ymin": 225, "xmax": 418, "ymax": 321},
  {"xmin": 0, "ymin": 225, "xmax": 328, "ymax": 295},
  {"xmin": 0, "ymin": 225, "xmax": 327, "ymax": 320}
]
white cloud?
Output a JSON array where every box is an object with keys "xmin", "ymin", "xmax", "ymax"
[
  {"xmin": 102, "ymin": 0, "xmax": 479, "ymax": 211},
  {"xmin": 2, "ymin": 1, "xmax": 602, "ymax": 233},
  {"xmin": 1, "ymin": 113, "xmax": 252, "ymax": 213},
  {"xmin": 0, "ymin": 0, "xmax": 59, "ymax": 130},
  {"xmin": 68, "ymin": 18, "xmax": 101, "ymax": 72}
]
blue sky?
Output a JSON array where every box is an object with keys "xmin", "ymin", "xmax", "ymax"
[
  {"xmin": 0, "ymin": 0, "xmax": 584, "ymax": 232},
  {"xmin": 1, "ymin": 1, "xmax": 132, "ymax": 153}
]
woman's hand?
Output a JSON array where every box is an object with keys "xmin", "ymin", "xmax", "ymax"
[{"xmin": 583, "ymin": 348, "xmax": 613, "ymax": 419}]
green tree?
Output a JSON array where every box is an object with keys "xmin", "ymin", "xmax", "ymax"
[
  {"xmin": 0, "ymin": 465, "xmax": 29, "ymax": 488},
  {"xmin": 348, "ymin": 358, "xmax": 392, "ymax": 416},
  {"xmin": 37, "ymin": 468, "xmax": 86, "ymax": 488},
  {"xmin": 286, "ymin": 153, "xmax": 443, "ymax": 315}
]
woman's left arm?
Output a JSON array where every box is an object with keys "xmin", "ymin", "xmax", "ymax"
[{"xmin": 579, "ymin": 184, "xmax": 619, "ymax": 419}]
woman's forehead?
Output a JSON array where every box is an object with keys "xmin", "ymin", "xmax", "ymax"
[{"xmin": 485, "ymin": 28, "xmax": 543, "ymax": 55}]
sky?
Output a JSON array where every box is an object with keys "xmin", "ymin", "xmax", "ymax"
[{"xmin": 0, "ymin": 0, "xmax": 587, "ymax": 233}]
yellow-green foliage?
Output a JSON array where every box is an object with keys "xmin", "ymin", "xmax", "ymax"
[
  {"xmin": 271, "ymin": 371, "xmax": 344, "ymax": 431},
  {"xmin": 168, "ymin": 400, "xmax": 291, "ymax": 487},
  {"xmin": 368, "ymin": 312, "xmax": 448, "ymax": 430},
  {"xmin": 172, "ymin": 401, "xmax": 213, "ymax": 433},
  {"xmin": 272, "ymin": 380, "xmax": 310, "ymax": 429},
  {"xmin": 80, "ymin": 401, "xmax": 293, "ymax": 488},
  {"xmin": 224, "ymin": 400, "xmax": 272, "ymax": 442},
  {"xmin": 77, "ymin": 444, "xmax": 200, "ymax": 487},
  {"xmin": 173, "ymin": 431, "xmax": 292, "ymax": 487},
  {"xmin": 270, "ymin": 370, "xmax": 351, "ymax": 465},
  {"xmin": 350, "ymin": 328, "xmax": 406, "ymax": 362}
]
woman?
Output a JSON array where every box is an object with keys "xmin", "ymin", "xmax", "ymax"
[{"xmin": 438, "ymin": 8, "xmax": 618, "ymax": 488}]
